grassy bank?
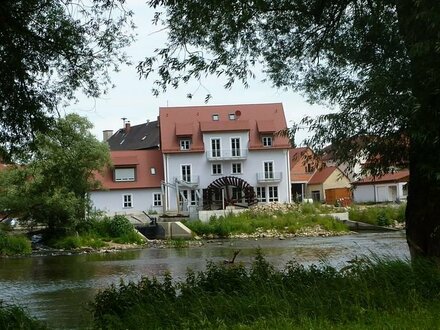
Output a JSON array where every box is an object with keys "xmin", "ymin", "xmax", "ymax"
[
  {"xmin": 91, "ymin": 252, "xmax": 440, "ymax": 329},
  {"xmin": 0, "ymin": 231, "xmax": 32, "ymax": 256},
  {"xmin": 185, "ymin": 203, "xmax": 349, "ymax": 237},
  {"xmin": 349, "ymin": 204, "xmax": 406, "ymax": 226}
]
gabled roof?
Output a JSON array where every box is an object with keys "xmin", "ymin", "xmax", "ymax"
[
  {"xmin": 354, "ymin": 169, "xmax": 409, "ymax": 185},
  {"xmin": 159, "ymin": 103, "xmax": 291, "ymax": 153},
  {"xmin": 107, "ymin": 121, "xmax": 160, "ymax": 151},
  {"xmin": 308, "ymin": 166, "xmax": 341, "ymax": 185},
  {"xmin": 289, "ymin": 147, "xmax": 309, "ymax": 166}
]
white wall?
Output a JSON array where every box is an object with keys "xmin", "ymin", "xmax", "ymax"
[
  {"xmin": 90, "ymin": 188, "xmax": 163, "ymax": 215},
  {"xmin": 353, "ymin": 185, "xmax": 375, "ymax": 203},
  {"xmin": 163, "ymin": 139, "xmax": 291, "ymax": 211}
]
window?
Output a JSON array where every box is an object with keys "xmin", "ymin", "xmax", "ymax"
[
  {"xmin": 190, "ymin": 190, "xmax": 197, "ymax": 205},
  {"xmin": 211, "ymin": 138, "xmax": 221, "ymax": 157},
  {"xmin": 268, "ymin": 186, "xmax": 279, "ymax": 202},
  {"xmin": 179, "ymin": 190, "xmax": 197, "ymax": 205},
  {"xmin": 212, "ymin": 114, "xmax": 219, "ymax": 121},
  {"xmin": 181, "ymin": 165, "xmax": 191, "ymax": 182},
  {"xmin": 180, "ymin": 139, "xmax": 191, "ymax": 150},
  {"xmin": 262, "ymin": 136, "xmax": 273, "ymax": 147},
  {"xmin": 150, "ymin": 167, "xmax": 156, "ymax": 175},
  {"xmin": 232, "ymin": 163, "xmax": 242, "ymax": 174},
  {"xmin": 229, "ymin": 113, "xmax": 236, "ymax": 120},
  {"xmin": 153, "ymin": 193, "xmax": 162, "ymax": 206},
  {"xmin": 232, "ymin": 187, "xmax": 243, "ymax": 202},
  {"xmin": 256, "ymin": 187, "xmax": 266, "ymax": 202},
  {"xmin": 305, "ymin": 163, "xmax": 315, "ymax": 173},
  {"xmin": 311, "ymin": 190, "xmax": 321, "ymax": 202},
  {"xmin": 114, "ymin": 168, "xmax": 135, "ymax": 182},
  {"xmin": 123, "ymin": 194, "xmax": 133, "ymax": 208},
  {"xmin": 264, "ymin": 161, "xmax": 274, "ymax": 179},
  {"xmin": 212, "ymin": 163, "xmax": 222, "ymax": 175},
  {"xmin": 231, "ymin": 138, "xmax": 241, "ymax": 157}
]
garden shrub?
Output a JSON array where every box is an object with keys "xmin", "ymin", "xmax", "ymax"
[{"xmin": 0, "ymin": 232, "xmax": 32, "ymax": 256}]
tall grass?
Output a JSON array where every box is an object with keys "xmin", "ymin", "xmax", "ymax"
[
  {"xmin": 0, "ymin": 232, "xmax": 32, "ymax": 256},
  {"xmin": 0, "ymin": 302, "xmax": 48, "ymax": 330},
  {"xmin": 349, "ymin": 204, "xmax": 406, "ymax": 226},
  {"xmin": 91, "ymin": 252, "xmax": 440, "ymax": 330},
  {"xmin": 185, "ymin": 206, "xmax": 348, "ymax": 237}
]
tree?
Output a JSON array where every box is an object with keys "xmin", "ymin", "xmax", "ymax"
[
  {"xmin": 0, "ymin": 114, "xmax": 111, "ymax": 233},
  {"xmin": 0, "ymin": 0, "xmax": 133, "ymax": 159},
  {"xmin": 141, "ymin": 0, "xmax": 440, "ymax": 260}
]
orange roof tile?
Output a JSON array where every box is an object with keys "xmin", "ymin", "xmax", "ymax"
[
  {"xmin": 257, "ymin": 120, "xmax": 276, "ymax": 133},
  {"xmin": 308, "ymin": 166, "xmax": 339, "ymax": 185},
  {"xmin": 94, "ymin": 150, "xmax": 164, "ymax": 190},
  {"xmin": 175, "ymin": 122, "xmax": 194, "ymax": 136},
  {"xmin": 159, "ymin": 103, "xmax": 291, "ymax": 153},
  {"xmin": 354, "ymin": 169, "xmax": 409, "ymax": 185}
]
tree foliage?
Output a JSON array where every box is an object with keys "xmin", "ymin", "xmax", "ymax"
[
  {"xmin": 0, "ymin": 114, "xmax": 111, "ymax": 233},
  {"xmin": 0, "ymin": 0, "xmax": 133, "ymax": 159},
  {"xmin": 142, "ymin": 0, "xmax": 440, "ymax": 259}
]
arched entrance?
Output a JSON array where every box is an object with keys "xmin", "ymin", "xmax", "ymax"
[{"xmin": 203, "ymin": 176, "xmax": 257, "ymax": 210}]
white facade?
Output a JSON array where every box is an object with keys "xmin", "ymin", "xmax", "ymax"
[
  {"xmin": 353, "ymin": 182, "xmax": 408, "ymax": 203},
  {"xmin": 163, "ymin": 133, "xmax": 291, "ymax": 211},
  {"xmin": 90, "ymin": 189, "xmax": 163, "ymax": 215}
]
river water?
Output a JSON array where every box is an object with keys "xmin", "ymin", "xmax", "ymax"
[{"xmin": 0, "ymin": 231, "xmax": 408, "ymax": 329}]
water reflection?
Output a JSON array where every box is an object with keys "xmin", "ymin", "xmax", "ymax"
[{"xmin": 0, "ymin": 232, "xmax": 408, "ymax": 329}]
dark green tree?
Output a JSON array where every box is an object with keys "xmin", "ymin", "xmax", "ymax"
[
  {"xmin": 0, "ymin": 0, "xmax": 133, "ymax": 159},
  {"xmin": 140, "ymin": 0, "xmax": 440, "ymax": 260},
  {"xmin": 0, "ymin": 114, "xmax": 111, "ymax": 233}
]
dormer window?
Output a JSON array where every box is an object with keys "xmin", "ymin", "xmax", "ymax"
[
  {"xmin": 180, "ymin": 139, "xmax": 191, "ymax": 150},
  {"xmin": 212, "ymin": 114, "xmax": 219, "ymax": 121},
  {"xmin": 262, "ymin": 136, "xmax": 273, "ymax": 147},
  {"xmin": 228, "ymin": 113, "xmax": 236, "ymax": 120},
  {"xmin": 114, "ymin": 167, "xmax": 135, "ymax": 182}
]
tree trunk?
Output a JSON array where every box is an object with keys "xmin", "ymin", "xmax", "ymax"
[{"xmin": 396, "ymin": 1, "xmax": 440, "ymax": 260}]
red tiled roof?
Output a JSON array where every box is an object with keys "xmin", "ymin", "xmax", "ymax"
[
  {"xmin": 289, "ymin": 147, "xmax": 308, "ymax": 166},
  {"xmin": 159, "ymin": 103, "xmax": 291, "ymax": 153},
  {"xmin": 354, "ymin": 169, "xmax": 409, "ymax": 185},
  {"xmin": 94, "ymin": 150, "xmax": 164, "ymax": 190},
  {"xmin": 175, "ymin": 122, "xmax": 194, "ymax": 136},
  {"xmin": 308, "ymin": 166, "xmax": 339, "ymax": 185},
  {"xmin": 257, "ymin": 120, "xmax": 276, "ymax": 133}
]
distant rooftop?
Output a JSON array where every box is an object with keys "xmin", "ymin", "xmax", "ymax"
[{"xmin": 107, "ymin": 121, "xmax": 160, "ymax": 151}]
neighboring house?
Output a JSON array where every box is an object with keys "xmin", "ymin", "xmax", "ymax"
[
  {"xmin": 322, "ymin": 145, "xmax": 367, "ymax": 181},
  {"xmin": 306, "ymin": 166, "xmax": 352, "ymax": 204},
  {"xmin": 159, "ymin": 103, "xmax": 292, "ymax": 213},
  {"xmin": 289, "ymin": 147, "xmax": 317, "ymax": 201},
  {"xmin": 352, "ymin": 169, "xmax": 409, "ymax": 203},
  {"xmin": 90, "ymin": 121, "xmax": 165, "ymax": 215}
]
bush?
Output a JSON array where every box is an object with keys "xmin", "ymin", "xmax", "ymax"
[
  {"xmin": 349, "ymin": 204, "xmax": 406, "ymax": 226},
  {"xmin": 0, "ymin": 303, "xmax": 48, "ymax": 330},
  {"xmin": 0, "ymin": 232, "xmax": 32, "ymax": 256}
]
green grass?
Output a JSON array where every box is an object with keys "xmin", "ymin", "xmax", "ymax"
[
  {"xmin": 0, "ymin": 302, "xmax": 48, "ymax": 330},
  {"xmin": 349, "ymin": 204, "xmax": 406, "ymax": 226},
  {"xmin": 91, "ymin": 252, "xmax": 440, "ymax": 330},
  {"xmin": 0, "ymin": 232, "xmax": 32, "ymax": 256},
  {"xmin": 185, "ymin": 205, "xmax": 348, "ymax": 237}
]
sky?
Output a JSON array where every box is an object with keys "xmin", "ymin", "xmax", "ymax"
[{"xmin": 66, "ymin": 0, "xmax": 332, "ymax": 145}]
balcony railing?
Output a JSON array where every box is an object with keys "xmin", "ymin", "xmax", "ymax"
[
  {"xmin": 173, "ymin": 175, "xmax": 200, "ymax": 186},
  {"xmin": 256, "ymin": 171, "xmax": 282, "ymax": 183},
  {"xmin": 206, "ymin": 148, "xmax": 248, "ymax": 161}
]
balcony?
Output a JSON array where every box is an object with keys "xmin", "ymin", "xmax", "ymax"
[
  {"xmin": 173, "ymin": 175, "xmax": 200, "ymax": 186},
  {"xmin": 206, "ymin": 148, "xmax": 248, "ymax": 161},
  {"xmin": 256, "ymin": 171, "xmax": 282, "ymax": 183}
]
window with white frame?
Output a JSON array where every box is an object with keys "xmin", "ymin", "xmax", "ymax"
[
  {"xmin": 229, "ymin": 113, "xmax": 236, "ymax": 120},
  {"xmin": 123, "ymin": 194, "xmax": 133, "ymax": 208},
  {"xmin": 211, "ymin": 138, "xmax": 221, "ymax": 157},
  {"xmin": 268, "ymin": 186, "xmax": 279, "ymax": 202},
  {"xmin": 212, "ymin": 163, "xmax": 222, "ymax": 175},
  {"xmin": 114, "ymin": 167, "xmax": 135, "ymax": 182},
  {"xmin": 150, "ymin": 167, "xmax": 156, "ymax": 175},
  {"xmin": 262, "ymin": 136, "xmax": 273, "ymax": 147},
  {"xmin": 153, "ymin": 193, "xmax": 162, "ymax": 206},
  {"xmin": 232, "ymin": 163, "xmax": 242, "ymax": 174},
  {"xmin": 212, "ymin": 114, "xmax": 219, "ymax": 121},
  {"xmin": 264, "ymin": 161, "xmax": 274, "ymax": 179},
  {"xmin": 181, "ymin": 165, "xmax": 191, "ymax": 182},
  {"xmin": 231, "ymin": 137, "xmax": 241, "ymax": 156},
  {"xmin": 180, "ymin": 139, "xmax": 191, "ymax": 150},
  {"xmin": 256, "ymin": 187, "xmax": 267, "ymax": 202}
]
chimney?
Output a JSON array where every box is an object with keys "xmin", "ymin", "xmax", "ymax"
[
  {"xmin": 125, "ymin": 121, "xmax": 131, "ymax": 133},
  {"xmin": 102, "ymin": 130, "xmax": 113, "ymax": 142}
]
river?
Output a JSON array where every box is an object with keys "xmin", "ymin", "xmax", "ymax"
[{"xmin": 0, "ymin": 231, "xmax": 408, "ymax": 329}]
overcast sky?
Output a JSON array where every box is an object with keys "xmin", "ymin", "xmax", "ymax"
[{"xmin": 66, "ymin": 0, "xmax": 333, "ymax": 145}]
